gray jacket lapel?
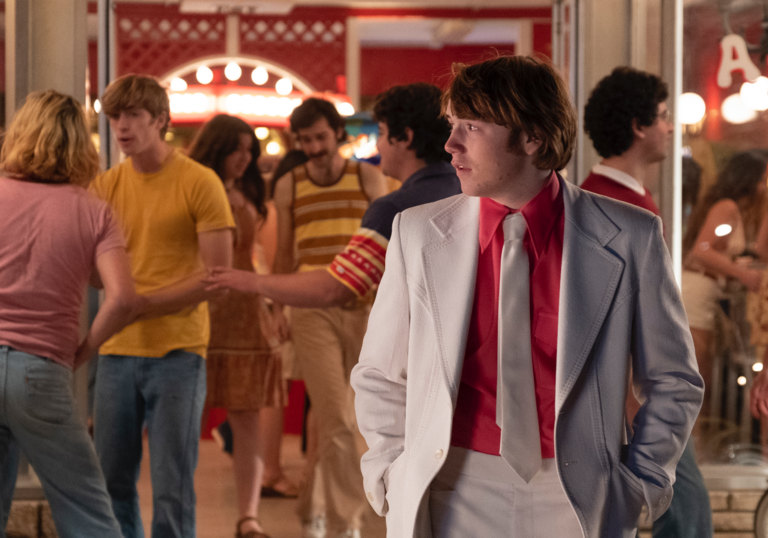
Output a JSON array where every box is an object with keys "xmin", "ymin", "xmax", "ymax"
[
  {"xmin": 423, "ymin": 195, "xmax": 480, "ymax": 396},
  {"xmin": 556, "ymin": 179, "xmax": 624, "ymax": 412}
]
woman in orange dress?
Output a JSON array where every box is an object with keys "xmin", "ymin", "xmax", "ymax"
[{"xmin": 189, "ymin": 114, "xmax": 285, "ymax": 538}]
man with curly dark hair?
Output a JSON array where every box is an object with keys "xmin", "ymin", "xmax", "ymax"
[
  {"xmin": 581, "ymin": 67, "xmax": 671, "ymax": 214},
  {"xmin": 582, "ymin": 67, "xmax": 713, "ymax": 538}
]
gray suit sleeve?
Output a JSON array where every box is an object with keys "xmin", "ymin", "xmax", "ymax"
[{"xmin": 626, "ymin": 215, "xmax": 705, "ymax": 520}]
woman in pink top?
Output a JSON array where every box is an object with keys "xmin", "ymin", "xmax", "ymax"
[{"xmin": 0, "ymin": 90, "xmax": 137, "ymax": 538}]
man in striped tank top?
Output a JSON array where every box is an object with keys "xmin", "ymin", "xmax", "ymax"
[{"xmin": 272, "ymin": 98, "xmax": 388, "ymax": 538}]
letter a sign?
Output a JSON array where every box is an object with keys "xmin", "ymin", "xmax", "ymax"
[{"xmin": 718, "ymin": 34, "xmax": 761, "ymax": 88}]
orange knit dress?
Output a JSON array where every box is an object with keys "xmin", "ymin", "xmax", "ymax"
[{"xmin": 205, "ymin": 189, "xmax": 285, "ymax": 410}]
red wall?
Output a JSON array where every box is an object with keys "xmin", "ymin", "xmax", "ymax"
[
  {"xmin": 361, "ymin": 45, "xmax": 513, "ymax": 96},
  {"xmin": 0, "ymin": 5, "xmax": 552, "ymax": 102},
  {"xmin": 360, "ymin": 22, "xmax": 553, "ymax": 97}
]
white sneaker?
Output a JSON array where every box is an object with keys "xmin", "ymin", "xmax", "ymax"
[
  {"xmin": 302, "ymin": 514, "xmax": 327, "ymax": 538},
  {"xmin": 335, "ymin": 530, "xmax": 361, "ymax": 538}
]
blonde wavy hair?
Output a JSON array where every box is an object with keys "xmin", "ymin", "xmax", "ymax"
[{"xmin": 1, "ymin": 90, "xmax": 100, "ymax": 187}]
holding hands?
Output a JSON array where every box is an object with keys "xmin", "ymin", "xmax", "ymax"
[
  {"xmin": 204, "ymin": 267, "xmax": 260, "ymax": 294},
  {"xmin": 205, "ymin": 268, "xmax": 291, "ymax": 342}
]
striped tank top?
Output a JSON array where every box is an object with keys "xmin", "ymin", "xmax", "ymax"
[{"xmin": 292, "ymin": 160, "xmax": 370, "ymax": 272}]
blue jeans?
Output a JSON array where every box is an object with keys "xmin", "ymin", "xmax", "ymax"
[
  {"xmin": 94, "ymin": 351, "xmax": 206, "ymax": 538},
  {"xmin": 652, "ymin": 438, "xmax": 713, "ymax": 538},
  {"xmin": 0, "ymin": 434, "xmax": 19, "ymax": 532},
  {"xmin": 0, "ymin": 346, "xmax": 121, "ymax": 538}
]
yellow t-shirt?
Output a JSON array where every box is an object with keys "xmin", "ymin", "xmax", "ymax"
[{"xmin": 90, "ymin": 150, "xmax": 235, "ymax": 358}]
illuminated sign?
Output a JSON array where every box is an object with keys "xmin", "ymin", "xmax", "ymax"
[
  {"xmin": 169, "ymin": 85, "xmax": 353, "ymax": 126},
  {"xmin": 718, "ymin": 34, "xmax": 761, "ymax": 88}
]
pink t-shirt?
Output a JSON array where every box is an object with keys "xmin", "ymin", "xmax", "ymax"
[{"xmin": 0, "ymin": 176, "xmax": 125, "ymax": 368}]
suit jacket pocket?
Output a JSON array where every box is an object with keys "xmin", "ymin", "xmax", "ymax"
[
  {"xmin": 612, "ymin": 461, "xmax": 646, "ymax": 530},
  {"xmin": 617, "ymin": 462, "xmax": 645, "ymax": 498},
  {"xmin": 383, "ymin": 452, "xmax": 406, "ymax": 492},
  {"xmin": 383, "ymin": 453, "xmax": 407, "ymax": 528}
]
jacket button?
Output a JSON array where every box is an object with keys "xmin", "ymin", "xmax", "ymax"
[
  {"xmin": 435, "ymin": 449, "xmax": 444, "ymax": 460},
  {"xmin": 367, "ymin": 492, "xmax": 374, "ymax": 502}
]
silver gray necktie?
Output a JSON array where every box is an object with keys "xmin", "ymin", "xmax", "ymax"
[{"xmin": 496, "ymin": 213, "xmax": 541, "ymax": 483}]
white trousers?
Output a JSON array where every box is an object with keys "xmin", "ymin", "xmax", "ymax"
[{"xmin": 428, "ymin": 447, "xmax": 584, "ymax": 538}]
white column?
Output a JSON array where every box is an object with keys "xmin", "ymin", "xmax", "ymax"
[
  {"xmin": 574, "ymin": 0, "xmax": 632, "ymax": 184},
  {"xmin": 6, "ymin": 0, "xmax": 89, "ymax": 127},
  {"xmin": 226, "ymin": 13, "xmax": 240, "ymax": 56},
  {"xmin": 659, "ymin": 0, "xmax": 683, "ymax": 277},
  {"xmin": 516, "ymin": 19, "xmax": 534, "ymax": 57},
  {"xmin": 98, "ymin": 0, "xmax": 118, "ymax": 170},
  {"xmin": 630, "ymin": 0, "xmax": 648, "ymax": 70},
  {"xmin": 5, "ymin": 0, "xmax": 30, "ymax": 126},
  {"xmin": 346, "ymin": 17, "xmax": 361, "ymax": 111},
  {"xmin": 5, "ymin": 0, "xmax": 90, "ymax": 499}
]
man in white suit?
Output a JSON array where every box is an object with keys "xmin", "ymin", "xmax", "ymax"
[{"xmin": 351, "ymin": 55, "xmax": 704, "ymax": 538}]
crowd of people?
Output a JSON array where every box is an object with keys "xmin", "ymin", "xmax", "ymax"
[{"xmin": 1, "ymin": 52, "xmax": 768, "ymax": 538}]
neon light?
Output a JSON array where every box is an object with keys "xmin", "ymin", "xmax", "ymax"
[{"xmin": 168, "ymin": 86, "xmax": 352, "ymax": 126}]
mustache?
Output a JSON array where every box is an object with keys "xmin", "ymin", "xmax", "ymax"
[{"xmin": 308, "ymin": 150, "xmax": 329, "ymax": 159}]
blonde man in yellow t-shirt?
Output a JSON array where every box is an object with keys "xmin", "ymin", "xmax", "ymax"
[{"xmin": 90, "ymin": 75, "xmax": 235, "ymax": 538}]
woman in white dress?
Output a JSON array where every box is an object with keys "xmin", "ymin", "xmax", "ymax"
[{"xmin": 682, "ymin": 151, "xmax": 767, "ymax": 437}]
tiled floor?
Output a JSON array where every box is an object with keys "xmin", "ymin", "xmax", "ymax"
[{"xmin": 136, "ymin": 435, "xmax": 387, "ymax": 538}]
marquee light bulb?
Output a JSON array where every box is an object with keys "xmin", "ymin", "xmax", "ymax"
[
  {"xmin": 275, "ymin": 78, "xmax": 293, "ymax": 96},
  {"xmin": 196, "ymin": 66, "xmax": 214, "ymax": 85},
  {"xmin": 336, "ymin": 102, "xmax": 355, "ymax": 116},
  {"xmin": 266, "ymin": 141, "xmax": 282, "ymax": 155},
  {"xmin": 679, "ymin": 92, "xmax": 706, "ymax": 125},
  {"xmin": 170, "ymin": 78, "xmax": 188, "ymax": 92},
  {"xmin": 252, "ymin": 67, "xmax": 269, "ymax": 86},
  {"xmin": 721, "ymin": 93, "xmax": 757, "ymax": 124},
  {"xmin": 224, "ymin": 62, "xmax": 242, "ymax": 82},
  {"xmin": 740, "ymin": 76, "xmax": 768, "ymax": 111}
]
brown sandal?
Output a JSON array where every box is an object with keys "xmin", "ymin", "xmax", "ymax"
[
  {"xmin": 236, "ymin": 517, "xmax": 270, "ymax": 538},
  {"xmin": 261, "ymin": 476, "xmax": 299, "ymax": 498}
]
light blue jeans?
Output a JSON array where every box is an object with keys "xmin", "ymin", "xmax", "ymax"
[
  {"xmin": 0, "ymin": 434, "xmax": 19, "ymax": 532},
  {"xmin": 94, "ymin": 351, "xmax": 206, "ymax": 538},
  {"xmin": 0, "ymin": 346, "xmax": 122, "ymax": 538}
]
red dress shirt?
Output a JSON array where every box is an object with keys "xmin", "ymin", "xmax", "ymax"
[{"xmin": 450, "ymin": 172, "xmax": 564, "ymax": 459}]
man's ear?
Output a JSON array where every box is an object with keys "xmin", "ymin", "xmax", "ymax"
[
  {"xmin": 632, "ymin": 118, "xmax": 647, "ymax": 140},
  {"xmin": 402, "ymin": 127, "xmax": 415, "ymax": 149},
  {"xmin": 152, "ymin": 111, "xmax": 171, "ymax": 140},
  {"xmin": 521, "ymin": 131, "xmax": 543, "ymax": 156},
  {"xmin": 154, "ymin": 111, "xmax": 170, "ymax": 133}
]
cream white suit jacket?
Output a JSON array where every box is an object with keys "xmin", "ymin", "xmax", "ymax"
[{"xmin": 351, "ymin": 177, "xmax": 704, "ymax": 538}]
